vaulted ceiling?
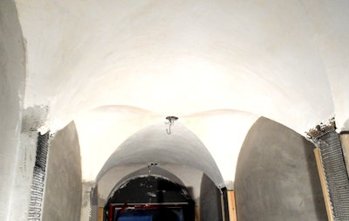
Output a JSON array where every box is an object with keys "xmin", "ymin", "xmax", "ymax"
[{"xmin": 14, "ymin": 0, "xmax": 349, "ymax": 184}]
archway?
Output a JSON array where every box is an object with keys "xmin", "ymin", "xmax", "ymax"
[
  {"xmin": 105, "ymin": 174, "xmax": 195, "ymax": 221},
  {"xmin": 97, "ymin": 122, "xmax": 224, "ymax": 187},
  {"xmin": 94, "ymin": 122, "xmax": 225, "ymax": 221}
]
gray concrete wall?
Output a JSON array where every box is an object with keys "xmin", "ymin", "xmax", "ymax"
[
  {"xmin": 42, "ymin": 122, "xmax": 82, "ymax": 221},
  {"xmin": 235, "ymin": 117, "xmax": 327, "ymax": 221},
  {"xmin": 0, "ymin": 0, "xmax": 26, "ymax": 220},
  {"xmin": 200, "ymin": 174, "xmax": 223, "ymax": 221}
]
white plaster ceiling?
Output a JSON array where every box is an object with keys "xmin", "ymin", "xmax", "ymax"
[
  {"xmin": 14, "ymin": 0, "xmax": 349, "ymax": 184},
  {"xmin": 96, "ymin": 122, "xmax": 224, "ymax": 186},
  {"xmin": 74, "ymin": 107, "xmax": 257, "ymax": 184}
]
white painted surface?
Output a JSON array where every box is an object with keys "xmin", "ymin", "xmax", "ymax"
[
  {"xmin": 11, "ymin": 0, "xmax": 349, "ymax": 192},
  {"xmin": 299, "ymin": 1, "xmax": 349, "ymax": 131},
  {"xmin": 15, "ymin": 0, "xmax": 343, "ymax": 133},
  {"xmin": 97, "ymin": 122, "xmax": 224, "ymax": 186},
  {"xmin": 75, "ymin": 107, "xmax": 257, "ymax": 185},
  {"xmin": 75, "ymin": 106, "xmax": 160, "ymax": 181},
  {"xmin": 0, "ymin": 1, "xmax": 25, "ymax": 220},
  {"xmin": 182, "ymin": 110, "xmax": 259, "ymax": 187}
]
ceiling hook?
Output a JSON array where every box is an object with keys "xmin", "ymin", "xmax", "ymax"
[{"xmin": 165, "ymin": 116, "xmax": 178, "ymax": 135}]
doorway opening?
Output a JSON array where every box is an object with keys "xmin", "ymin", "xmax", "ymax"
[{"xmin": 104, "ymin": 175, "xmax": 195, "ymax": 221}]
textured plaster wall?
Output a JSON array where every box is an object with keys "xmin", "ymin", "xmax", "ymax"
[
  {"xmin": 42, "ymin": 122, "xmax": 82, "ymax": 221},
  {"xmin": 235, "ymin": 117, "xmax": 327, "ymax": 221},
  {"xmin": 0, "ymin": 1, "xmax": 26, "ymax": 220},
  {"xmin": 200, "ymin": 174, "xmax": 223, "ymax": 221},
  {"xmin": 10, "ymin": 106, "xmax": 48, "ymax": 221}
]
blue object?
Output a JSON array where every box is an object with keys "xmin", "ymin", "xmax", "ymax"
[{"xmin": 118, "ymin": 215, "xmax": 152, "ymax": 221}]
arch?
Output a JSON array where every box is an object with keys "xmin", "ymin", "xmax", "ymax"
[
  {"xmin": 105, "ymin": 175, "xmax": 195, "ymax": 221},
  {"xmin": 76, "ymin": 106, "xmax": 259, "ymax": 186},
  {"xmin": 107, "ymin": 175, "xmax": 193, "ymax": 204},
  {"xmin": 104, "ymin": 166, "xmax": 187, "ymax": 202},
  {"xmin": 97, "ymin": 122, "xmax": 224, "ymax": 187},
  {"xmin": 98, "ymin": 165, "xmax": 203, "ymax": 203}
]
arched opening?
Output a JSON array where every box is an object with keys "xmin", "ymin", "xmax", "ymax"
[
  {"xmin": 96, "ymin": 122, "xmax": 224, "ymax": 186},
  {"xmin": 94, "ymin": 122, "xmax": 225, "ymax": 221},
  {"xmin": 105, "ymin": 175, "xmax": 195, "ymax": 221}
]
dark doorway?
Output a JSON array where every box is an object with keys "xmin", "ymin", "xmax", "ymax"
[{"xmin": 105, "ymin": 176, "xmax": 195, "ymax": 221}]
